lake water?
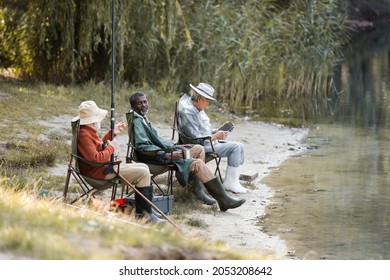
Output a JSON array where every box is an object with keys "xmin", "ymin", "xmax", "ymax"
[{"xmin": 261, "ymin": 27, "xmax": 390, "ymax": 260}]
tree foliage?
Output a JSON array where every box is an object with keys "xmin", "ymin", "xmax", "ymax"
[{"xmin": 0, "ymin": 0, "xmax": 348, "ymax": 107}]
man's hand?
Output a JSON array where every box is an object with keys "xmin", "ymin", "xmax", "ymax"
[
  {"xmin": 164, "ymin": 150, "xmax": 183, "ymax": 160},
  {"xmin": 212, "ymin": 130, "xmax": 229, "ymax": 141},
  {"xmin": 114, "ymin": 121, "xmax": 126, "ymax": 134},
  {"xmin": 107, "ymin": 139, "xmax": 118, "ymax": 150}
]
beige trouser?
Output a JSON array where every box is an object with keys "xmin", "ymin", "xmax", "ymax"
[
  {"xmin": 190, "ymin": 144, "xmax": 205, "ymax": 161},
  {"xmin": 105, "ymin": 162, "xmax": 151, "ymax": 188},
  {"xmin": 189, "ymin": 145, "xmax": 215, "ymax": 183}
]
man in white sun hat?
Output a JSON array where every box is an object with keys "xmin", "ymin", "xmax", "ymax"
[
  {"xmin": 177, "ymin": 83, "xmax": 248, "ymax": 194},
  {"xmin": 73, "ymin": 100, "xmax": 164, "ymax": 223}
]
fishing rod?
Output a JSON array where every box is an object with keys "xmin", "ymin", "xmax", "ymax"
[{"xmin": 110, "ymin": 0, "xmax": 115, "ymax": 162}]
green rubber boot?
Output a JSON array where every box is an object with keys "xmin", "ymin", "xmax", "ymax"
[
  {"xmin": 203, "ymin": 178, "xmax": 246, "ymax": 212},
  {"xmin": 135, "ymin": 186, "xmax": 165, "ymax": 224},
  {"xmin": 191, "ymin": 177, "xmax": 216, "ymax": 205}
]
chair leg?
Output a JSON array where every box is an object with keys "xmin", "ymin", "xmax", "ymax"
[
  {"xmin": 214, "ymin": 157, "xmax": 223, "ymax": 182},
  {"xmin": 168, "ymin": 169, "xmax": 174, "ymax": 195},
  {"xmin": 111, "ymin": 184, "xmax": 117, "ymax": 200},
  {"xmin": 70, "ymin": 188, "xmax": 92, "ymax": 204},
  {"xmin": 63, "ymin": 169, "xmax": 72, "ymax": 200},
  {"xmin": 120, "ymin": 185, "xmax": 126, "ymax": 198},
  {"xmin": 151, "ymin": 176, "xmax": 166, "ymax": 195},
  {"xmin": 68, "ymin": 172, "xmax": 93, "ymax": 204}
]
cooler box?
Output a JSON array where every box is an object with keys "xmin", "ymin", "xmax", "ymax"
[{"xmin": 125, "ymin": 193, "xmax": 174, "ymax": 214}]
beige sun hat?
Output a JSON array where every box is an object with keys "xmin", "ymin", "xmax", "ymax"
[
  {"xmin": 72, "ymin": 100, "xmax": 108, "ymax": 125},
  {"xmin": 189, "ymin": 82, "xmax": 216, "ymax": 101}
]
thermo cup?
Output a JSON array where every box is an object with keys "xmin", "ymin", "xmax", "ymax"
[{"xmin": 183, "ymin": 148, "xmax": 190, "ymax": 159}]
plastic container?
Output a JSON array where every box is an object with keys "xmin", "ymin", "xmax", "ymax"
[{"xmin": 125, "ymin": 194, "xmax": 174, "ymax": 214}]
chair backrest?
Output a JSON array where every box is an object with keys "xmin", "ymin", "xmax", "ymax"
[
  {"xmin": 126, "ymin": 110, "xmax": 152, "ymax": 162},
  {"xmin": 125, "ymin": 110, "xmax": 136, "ymax": 163},
  {"xmin": 173, "ymin": 101, "xmax": 192, "ymax": 144},
  {"xmin": 70, "ymin": 118, "xmax": 82, "ymax": 172},
  {"xmin": 172, "ymin": 101, "xmax": 179, "ymax": 141},
  {"xmin": 173, "ymin": 101, "xmax": 207, "ymax": 145}
]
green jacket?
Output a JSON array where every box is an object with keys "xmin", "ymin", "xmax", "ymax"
[{"xmin": 132, "ymin": 110, "xmax": 192, "ymax": 186}]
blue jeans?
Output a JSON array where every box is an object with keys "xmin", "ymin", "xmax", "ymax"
[{"xmin": 204, "ymin": 140, "xmax": 245, "ymax": 167}]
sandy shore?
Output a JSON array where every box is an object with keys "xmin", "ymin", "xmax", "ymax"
[{"xmin": 49, "ymin": 116, "xmax": 309, "ymax": 259}]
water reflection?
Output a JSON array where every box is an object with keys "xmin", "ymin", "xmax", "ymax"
[
  {"xmin": 261, "ymin": 27, "xmax": 390, "ymax": 259},
  {"xmin": 332, "ymin": 27, "xmax": 390, "ymax": 128},
  {"xmin": 246, "ymin": 28, "xmax": 390, "ymax": 128}
]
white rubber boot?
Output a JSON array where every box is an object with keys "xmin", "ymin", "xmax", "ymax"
[{"xmin": 223, "ymin": 165, "xmax": 248, "ymax": 193}]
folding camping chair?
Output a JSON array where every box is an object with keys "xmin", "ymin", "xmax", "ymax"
[
  {"xmin": 125, "ymin": 111, "xmax": 177, "ymax": 195},
  {"xmin": 63, "ymin": 119, "xmax": 123, "ymax": 204},
  {"xmin": 172, "ymin": 101, "xmax": 223, "ymax": 182}
]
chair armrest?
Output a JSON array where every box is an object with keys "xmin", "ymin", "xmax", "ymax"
[
  {"xmin": 134, "ymin": 147, "xmax": 180, "ymax": 165},
  {"xmin": 138, "ymin": 148, "xmax": 176, "ymax": 159},
  {"xmin": 73, "ymin": 154, "xmax": 122, "ymax": 168},
  {"xmin": 179, "ymin": 133, "xmax": 212, "ymax": 145},
  {"xmin": 192, "ymin": 136, "xmax": 212, "ymax": 141}
]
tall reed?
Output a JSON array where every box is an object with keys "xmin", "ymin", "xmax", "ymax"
[{"xmin": 173, "ymin": 0, "xmax": 348, "ymax": 109}]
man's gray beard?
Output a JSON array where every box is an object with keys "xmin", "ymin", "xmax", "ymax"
[{"xmin": 141, "ymin": 109, "xmax": 149, "ymax": 116}]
